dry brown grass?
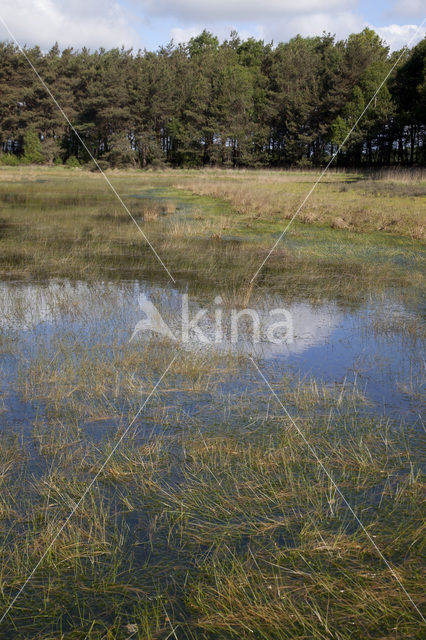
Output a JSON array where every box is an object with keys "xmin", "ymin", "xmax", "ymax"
[{"xmin": 173, "ymin": 168, "xmax": 426, "ymax": 240}]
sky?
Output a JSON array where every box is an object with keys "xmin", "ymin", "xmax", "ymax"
[{"xmin": 0, "ymin": 0, "xmax": 424, "ymax": 53}]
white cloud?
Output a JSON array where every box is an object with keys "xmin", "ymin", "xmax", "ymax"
[
  {"xmin": 389, "ymin": 0, "xmax": 425, "ymax": 20},
  {"xmin": 170, "ymin": 26, "xmax": 202, "ymax": 44},
  {"xmin": 0, "ymin": 0, "xmax": 142, "ymax": 51},
  {"xmin": 262, "ymin": 11, "xmax": 365, "ymax": 44},
  {"xmin": 373, "ymin": 23, "xmax": 425, "ymax": 50},
  {"xmin": 144, "ymin": 0, "xmax": 351, "ymax": 22}
]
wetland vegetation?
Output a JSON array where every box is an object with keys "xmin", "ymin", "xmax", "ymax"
[{"xmin": 0, "ymin": 166, "xmax": 424, "ymax": 638}]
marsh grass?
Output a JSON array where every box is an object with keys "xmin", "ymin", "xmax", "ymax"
[
  {"xmin": 0, "ymin": 166, "xmax": 424, "ymax": 638},
  {"xmin": 0, "ymin": 166, "xmax": 423, "ymax": 309},
  {"xmin": 173, "ymin": 167, "xmax": 426, "ymax": 240}
]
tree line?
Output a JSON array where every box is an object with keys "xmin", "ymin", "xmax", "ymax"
[{"xmin": 0, "ymin": 29, "xmax": 424, "ymax": 168}]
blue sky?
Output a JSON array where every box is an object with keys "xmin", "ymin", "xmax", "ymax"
[{"xmin": 0, "ymin": 1, "xmax": 424, "ymax": 53}]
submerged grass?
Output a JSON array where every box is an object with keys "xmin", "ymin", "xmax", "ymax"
[
  {"xmin": 1, "ymin": 296, "xmax": 425, "ymax": 638},
  {"xmin": 0, "ymin": 378, "xmax": 424, "ymax": 638}
]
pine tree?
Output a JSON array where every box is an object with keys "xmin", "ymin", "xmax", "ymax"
[{"xmin": 23, "ymin": 128, "xmax": 44, "ymax": 163}]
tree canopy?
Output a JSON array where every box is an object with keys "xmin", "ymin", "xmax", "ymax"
[{"xmin": 0, "ymin": 30, "xmax": 424, "ymax": 168}]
